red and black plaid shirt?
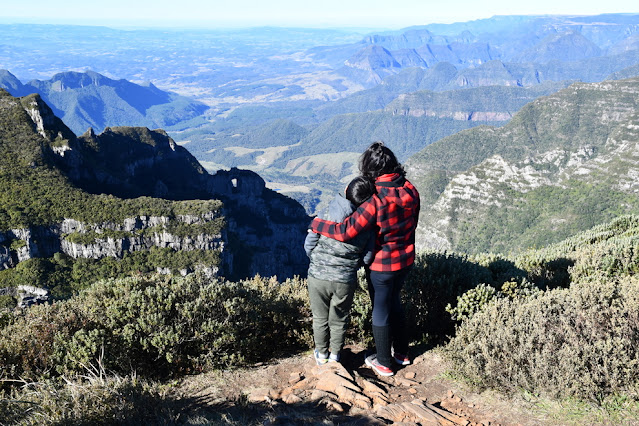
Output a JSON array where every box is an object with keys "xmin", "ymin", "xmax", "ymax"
[{"xmin": 310, "ymin": 173, "xmax": 420, "ymax": 272}]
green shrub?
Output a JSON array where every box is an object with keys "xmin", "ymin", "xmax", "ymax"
[
  {"xmin": 445, "ymin": 279, "xmax": 542, "ymax": 322},
  {"xmin": 0, "ymin": 295, "xmax": 16, "ymax": 310},
  {"xmin": 444, "ymin": 274, "xmax": 639, "ymax": 402},
  {"xmin": 499, "ymin": 279, "xmax": 540, "ymax": 299},
  {"xmin": 515, "ymin": 215, "xmax": 639, "ymax": 287},
  {"xmin": 348, "ymin": 270, "xmax": 373, "ymax": 345},
  {"xmin": 513, "ymin": 252, "xmax": 574, "ymax": 290},
  {"xmin": 341, "ymin": 251, "xmax": 535, "ymax": 345},
  {"xmin": 445, "ymin": 283, "xmax": 497, "ymax": 322},
  {"xmin": 401, "ymin": 252, "xmax": 520, "ymax": 343},
  {"xmin": 568, "ymin": 237, "xmax": 639, "ymax": 281},
  {"xmin": 442, "ymin": 216, "xmax": 639, "ymax": 328},
  {"xmin": 0, "ymin": 273, "xmax": 311, "ymax": 382}
]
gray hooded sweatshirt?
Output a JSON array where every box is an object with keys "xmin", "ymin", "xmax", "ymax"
[{"xmin": 305, "ymin": 194, "xmax": 375, "ymax": 283}]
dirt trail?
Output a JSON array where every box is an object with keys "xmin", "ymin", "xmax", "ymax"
[{"xmin": 178, "ymin": 346, "xmax": 546, "ymax": 425}]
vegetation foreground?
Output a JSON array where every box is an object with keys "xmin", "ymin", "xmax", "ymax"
[{"xmin": 2, "ymin": 215, "xmax": 639, "ymax": 424}]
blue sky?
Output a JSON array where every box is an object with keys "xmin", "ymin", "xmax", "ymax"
[{"xmin": 2, "ymin": 0, "xmax": 638, "ymax": 28}]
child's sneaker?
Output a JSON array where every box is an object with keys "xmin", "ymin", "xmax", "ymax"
[
  {"xmin": 314, "ymin": 350, "xmax": 329, "ymax": 365},
  {"xmin": 365, "ymin": 354, "xmax": 394, "ymax": 376},
  {"xmin": 392, "ymin": 349, "xmax": 411, "ymax": 366},
  {"xmin": 328, "ymin": 352, "xmax": 340, "ymax": 363}
]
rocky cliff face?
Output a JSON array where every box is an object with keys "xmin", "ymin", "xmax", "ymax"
[
  {"xmin": 407, "ymin": 77, "xmax": 639, "ymax": 254},
  {"xmin": 383, "ymin": 84, "xmax": 572, "ymax": 127},
  {"xmin": 0, "ymin": 215, "xmax": 223, "ymax": 273},
  {"xmin": 0, "ymin": 89, "xmax": 309, "ymax": 282},
  {"xmin": 204, "ymin": 167, "xmax": 310, "ymax": 280}
]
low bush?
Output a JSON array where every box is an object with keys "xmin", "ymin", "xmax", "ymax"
[
  {"xmin": 445, "ymin": 283, "xmax": 497, "ymax": 322},
  {"xmin": 444, "ymin": 216, "xmax": 639, "ymax": 326},
  {"xmin": 445, "ymin": 274, "xmax": 639, "ymax": 402},
  {"xmin": 399, "ymin": 251, "xmax": 530, "ymax": 343},
  {"xmin": 445, "ymin": 279, "xmax": 542, "ymax": 322},
  {"xmin": 0, "ymin": 273, "xmax": 311, "ymax": 382},
  {"xmin": 515, "ymin": 215, "xmax": 639, "ymax": 286},
  {"xmin": 348, "ymin": 270, "xmax": 374, "ymax": 345}
]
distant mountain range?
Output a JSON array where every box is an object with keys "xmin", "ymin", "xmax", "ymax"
[
  {"xmin": 2, "ymin": 15, "xmax": 639, "ymax": 219},
  {"xmin": 2, "ymin": 15, "xmax": 639, "ymax": 105},
  {"xmin": 311, "ymin": 14, "xmax": 639, "ymax": 86},
  {"xmin": 406, "ymin": 76, "xmax": 639, "ymax": 254},
  {"xmin": 0, "ymin": 70, "xmax": 208, "ymax": 135},
  {"xmin": 162, "ymin": 14, "xmax": 639, "ymax": 215}
]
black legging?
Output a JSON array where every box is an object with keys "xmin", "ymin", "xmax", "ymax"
[{"xmin": 367, "ymin": 266, "xmax": 411, "ymax": 367}]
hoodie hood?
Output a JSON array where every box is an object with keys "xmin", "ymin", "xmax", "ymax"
[
  {"xmin": 327, "ymin": 193, "xmax": 356, "ymax": 223},
  {"xmin": 374, "ymin": 173, "xmax": 418, "ymax": 212}
]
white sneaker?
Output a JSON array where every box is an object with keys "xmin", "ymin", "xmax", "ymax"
[
  {"xmin": 314, "ymin": 350, "xmax": 329, "ymax": 365},
  {"xmin": 365, "ymin": 354, "xmax": 394, "ymax": 376}
]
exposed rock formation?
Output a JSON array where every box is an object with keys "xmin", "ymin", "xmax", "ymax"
[
  {"xmin": 0, "ymin": 89, "xmax": 309, "ymax": 283},
  {"xmin": 0, "ymin": 214, "xmax": 223, "ymax": 269},
  {"xmin": 406, "ymin": 77, "xmax": 639, "ymax": 253},
  {"xmin": 246, "ymin": 349, "xmax": 497, "ymax": 425}
]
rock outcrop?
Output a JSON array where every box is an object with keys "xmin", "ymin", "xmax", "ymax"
[
  {"xmin": 0, "ymin": 89, "xmax": 310, "ymax": 283},
  {"xmin": 0, "ymin": 214, "xmax": 223, "ymax": 270},
  {"xmin": 407, "ymin": 77, "xmax": 639, "ymax": 253},
  {"xmin": 246, "ymin": 349, "xmax": 499, "ymax": 426}
]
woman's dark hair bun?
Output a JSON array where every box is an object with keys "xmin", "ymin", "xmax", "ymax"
[
  {"xmin": 370, "ymin": 141, "xmax": 384, "ymax": 153},
  {"xmin": 359, "ymin": 141, "xmax": 405, "ymax": 179}
]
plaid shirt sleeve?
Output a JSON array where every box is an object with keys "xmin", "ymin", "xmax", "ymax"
[
  {"xmin": 309, "ymin": 196, "xmax": 377, "ymax": 242},
  {"xmin": 414, "ymin": 189, "xmax": 420, "ymax": 225}
]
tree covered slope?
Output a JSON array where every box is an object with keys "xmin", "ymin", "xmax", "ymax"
[{"xmin": 406, "ymin": 77, "xmax": 639, "ymax": 254}]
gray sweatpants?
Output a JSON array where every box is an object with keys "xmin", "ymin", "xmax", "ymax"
[{"xmin": 307, "ymin": 275, "xmax": 357, "ymax": 355}]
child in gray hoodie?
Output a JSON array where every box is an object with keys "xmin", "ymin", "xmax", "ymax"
[{"xmin": 304, "ymin": 176, "xmax": 376, "ymax": 364}]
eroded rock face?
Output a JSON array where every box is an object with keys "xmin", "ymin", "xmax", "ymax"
[
  {"xmin": 0, "ymin": 245, "xmax": 11, "ymax": 270},
  {"xmin": 0, "ymin": 180, "xmax": 308, "ymax": 282},
  {"xmin": 407, "ymin": 78, "xmax": 639, "ymax": 253},
  {"xmin": 3, "ymin": 91, "xmax": 310, "ymax": 282},
  {"xmin": 0, "ymin": 214, "xmax": 224, "ymax": 269},
  {"xmin": 17, "ymin": 285, "xmax": 49, "ymax": 308},
  {"xmin": 0, "ymin": 285, "xmax": 49, "ymax": 309},
  {"xmin": 55, "ymin": 126, "xmax": 309, "ymax": 281},
  {"xmin": 212, "ymin": 168, "xmax": 310, "ymax": 280}
]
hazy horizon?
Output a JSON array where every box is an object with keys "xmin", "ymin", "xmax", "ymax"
[{"xmin": 2, "ymin": 0, "xmax": 637, "ymax": 30}]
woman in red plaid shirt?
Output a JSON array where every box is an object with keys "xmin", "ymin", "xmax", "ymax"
[{"xmin": 309, "ymin": 141, "xmax": 420, "ymax": 376}]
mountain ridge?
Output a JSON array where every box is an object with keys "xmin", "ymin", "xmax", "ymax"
[
  {"xmin": 406, "ymin": 77, "xmax": 639, "ymax": 253},
  {"xmin": 0, "ymin": 89, "xmax": 309, "ymax": 286},
  {"xmin": 0, "ymin": 70, "xmax": 208, "ymax": 135}
]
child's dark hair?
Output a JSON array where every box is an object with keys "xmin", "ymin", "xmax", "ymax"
[
  {"xmin": 345, "ymin": 176, "xmax": 376, "ymax": 206},
  {"xmin": 359, "ymin": 141, "xmax": 405, "ymax": 180}
]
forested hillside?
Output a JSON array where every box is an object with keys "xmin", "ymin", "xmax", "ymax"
[
  {"xmin": 0, "ymin": 89, "xmax": 309, "ymax": 305},
  {"xmin": 406, "ymin": 77, "xmax": 639, "ymax": 254}
]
